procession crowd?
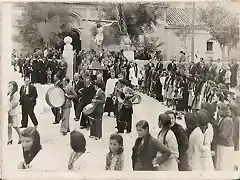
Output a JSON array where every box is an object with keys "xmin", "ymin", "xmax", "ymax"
[{"xmin": 8, "ymin": 47, "xmax": 240, "ymax": 171}]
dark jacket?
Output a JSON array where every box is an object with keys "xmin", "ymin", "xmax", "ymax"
[
  {"xmin": 132, "ymin": 134, "xmax": 171, "ymax": 171},
  {"xmin": 167, "ymin": 62, "xmax": 177, "ymax": 72},
  {"xmin": 82, "ymin": 84, "xmax": 96, "ymax": 107},
  {"xmin": 217, "ymin": 116, "xmax": 234, "ymax": 147},
  {"xmin": 49, "ymin": 60, "xmax": 59, "ymax": 74},
  {"xmin": 171, "ymin": 123, "xmax": 189, "ymax": 170},
  {"xmin": 156, "ymin": 62, "xmax": 163, "ymax": 72},
  {"xmin": 90, "ymin": 89, "xmax": 105, "ymax": 119},
  {"xmin": 72, "ymin": 79, "xmax": 85, "ymax": 103},
  {"xmin": 19, "ymin": 85, "xmax": 38, "ymax": 107}
]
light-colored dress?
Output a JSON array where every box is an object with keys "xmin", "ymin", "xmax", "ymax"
[
  {"xmin": 157, "ymin": 129, "xmax": 179, "ymax": 171},
  {"xmin": 187, "ymin": 127, "xmax": 204, "ymax": 171},
  {"xmin": 8, "ymin": 92, "xmax": 20, "ymax": 127},
  {"xmin": 201, "ymin": 123, "xmax": 215, "ymax": 171},
  {"xmin": 129, "ymin": 67, "xmax": 138, "ymax": 86},
  {"xmin": 224, "ymin": 70, "xmax": 231, "ymax": 84}
]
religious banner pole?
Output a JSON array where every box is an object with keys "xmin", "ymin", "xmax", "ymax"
[{"xmin": 191, "ymin": 2, "xmax": 196, "ymax": 62}]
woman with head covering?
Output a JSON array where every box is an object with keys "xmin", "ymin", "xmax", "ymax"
[
  {"xmin": 197, "ymin": 109, "xmax": 214, "ymax": 171},
  {"xmin": 131, "ymin": 120, "xmax": 171, "ymax": 171},
  {"xmin": 215, "ymin": 103, "xmax": 234, "ymax": 171},
  {"xmin": 185, "ymin": 112, "xmax": 204, "ymax": 171},
  {"xmin": 8, "ymin": 81, "xmax": 21, "ymax": 145},
  {"xmin": 157, "ymin": 114, "xmax": 179, "ymax": 171},
  {"xmin": 68, "ymin": 130, "xmax": 86, "ymax": 170},
  {"xmin": 18, "ymin": 127, "xmax": 42, "ymax": 169}
]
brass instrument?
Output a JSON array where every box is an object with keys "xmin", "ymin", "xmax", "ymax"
[{"xmin": 112, "ymin": 95, "xmax": 117, "ymax": 105}]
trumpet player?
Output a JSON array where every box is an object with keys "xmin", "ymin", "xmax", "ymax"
[{"xmin": 104, "ymin": 70, "xmax": 118, "ymax": 117}]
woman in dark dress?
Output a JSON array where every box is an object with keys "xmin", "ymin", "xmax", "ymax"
[
  {"xmin": 132, "ymin": 120, "xmax": 171, "ymax": 171},
  {"xmin": 176, "ymin": 75, "xmax": 189, "ymax": 112},
  {"xmin": 154, "ymin": 70, "xmax": 163, "ymax": 102}
]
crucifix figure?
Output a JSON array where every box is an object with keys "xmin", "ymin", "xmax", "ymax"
[{"xmin": 86, "ymin": 20, "xmax": 117, "ymax": 48}]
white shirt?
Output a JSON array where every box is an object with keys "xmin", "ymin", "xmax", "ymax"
[
  {"xmin": 44, "ymin": 49, "xmax": 48, "ymax": 57},
  {"xmin": 105, "ymin": 78, "xmax": 118, "ymax": 97},
  {"xmin": 25, "ymin": 85, "xmax": 29, "ymax": 95}
]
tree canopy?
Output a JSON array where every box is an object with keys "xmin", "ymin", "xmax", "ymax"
[
  {"xmin": 14, "ymin": 3, "xmax": 72, "ymax": 50},
  {"xmin": 199, "ymin": 3, "xmax": 239, "ymax": 59},
  {"xmin": 95, "ymin": 2, "xmax": 168, "ymax": 46}
]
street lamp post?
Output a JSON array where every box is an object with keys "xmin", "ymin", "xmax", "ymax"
[{"xmin": 191, "ymin": 2, "xmax": 196, "ymax": 62}]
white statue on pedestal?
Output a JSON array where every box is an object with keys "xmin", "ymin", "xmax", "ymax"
[
  {"xmin": 63, "ymin": 36, "xmax": 74, "ymax": 80},
  {"xmin": 122, "ymin": 36, "xmax": 134, "ymax": 62}
]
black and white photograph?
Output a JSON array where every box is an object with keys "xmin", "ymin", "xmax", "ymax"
[{"xmin": 1, "ymin": 1, "xmax": 240, "ymax": 179}]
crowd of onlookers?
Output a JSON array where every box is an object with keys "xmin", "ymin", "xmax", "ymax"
[{"xmin": 9, "ymin": 47, "xmax": 240, "ymax": 171}]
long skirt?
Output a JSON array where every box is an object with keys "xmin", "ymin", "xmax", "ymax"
[
  {"xmin": 215, "ymin": 144, "xmax": 234, "ymax": 171},
  {"xmin": 89, "ymin": 117, "xmax": 102, "ymax": 139},
  {"xmin": 117, "ymin": 107, "xmax": 133, "ymax": 133},
  {"xmin": 104, "ymin": 97, "xmax": 117, "ymax": 114},
  {"xmin": 201, "ymin": 150, "xmax": 214, "ymax": 171}
]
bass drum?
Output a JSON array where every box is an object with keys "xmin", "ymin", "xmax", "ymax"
[
  {"xmin": 131, "ymin": 94, "xmax": 142, "ymax": 104},
  {"xmin": 45, "ymin": 87, "xmax": 65, "ymax": 108},
  {"xmin": 82, "ymin": 103, "xmax": 96, "ymax": 115}
]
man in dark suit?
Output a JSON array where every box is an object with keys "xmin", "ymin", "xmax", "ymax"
[
  {"xmin": 20, "ymin": 77, "xmax": 38, "ymax": 128},
  {"xmin": 49, "ymin": 56, "xmax": 59, "ymax": 83},
  {"xmin": 156, "ymin": 59, "xmax": 163, "ymax": 72},
  {"xmin": 189, "ymin": 61, "xmax": 197, "ymax": 76},
  {"xmin": 72, "ymin": 73, "xmax": 85, "ymax": 121},
  {"xmin": 80, "ymin": 76, "xmax": 96, "ymax": 129},
  {"xmin": 58, "ymin": 57, "xmax": 68, "ymax": 80},
  {"xmin": 51, "ymin": 74, "xmax": 63, "ymax": 124},
  {"xmin": 167, "ymin": 59, "xmax": 177, "ymax": 73}
]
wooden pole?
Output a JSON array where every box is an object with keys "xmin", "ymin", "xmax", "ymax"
[{"xmin": 191, "ymin": 2, "xmax": 196, "ymax": 62}]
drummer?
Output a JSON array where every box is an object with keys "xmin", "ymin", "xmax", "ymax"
[
  {"xmin": 116, "ymin": 79, "xmax": 134, "ymax": 133},
  {"xmin": 52, "ymin": 74, "xmax": 63, "ymax": 124},
  {"xmin": 61, "ymin": 77, "xmax": 77, "ymax": 135}
]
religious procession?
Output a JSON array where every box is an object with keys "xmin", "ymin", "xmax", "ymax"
[{"xmin": 3, "ymin": 1, "xmax": 240, "ymax": 174}]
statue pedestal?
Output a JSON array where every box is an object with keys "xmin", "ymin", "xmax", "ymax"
[
  {"xmin": 63, "ymin": 36, "xmax": 74, "ymax": 80},
  {"xmin": 122, "ymin": 37, "xmax": 134, "ymax": 61},
  {"xmin": 123, "ymin": 50, "xmax": 134, "ymax": 62}
]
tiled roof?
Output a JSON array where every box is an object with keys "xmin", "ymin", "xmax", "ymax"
[{"xmin": 166, "ymin": 8, "xmax": 203, "ymax": 27}]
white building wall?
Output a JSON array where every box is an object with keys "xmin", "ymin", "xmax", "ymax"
[{"xmin": 163, "ymin": 28, "xmax": 223, "ymax": 61}]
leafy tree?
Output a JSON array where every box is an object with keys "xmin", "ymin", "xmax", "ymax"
[
  {"xmin": 199, "ymin": 3, "xmax": 239, "ymax": 60},
  {"xmin": 137, "ymin": 35, "xmax": 164, "ymax": 60},
  {"xmin": 95, "ymin": 2, "xmax": 168, "ymax": 46},
  {"xmin": 14, "ymin": 2, "xmax": 72, "ymax": 50}
]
